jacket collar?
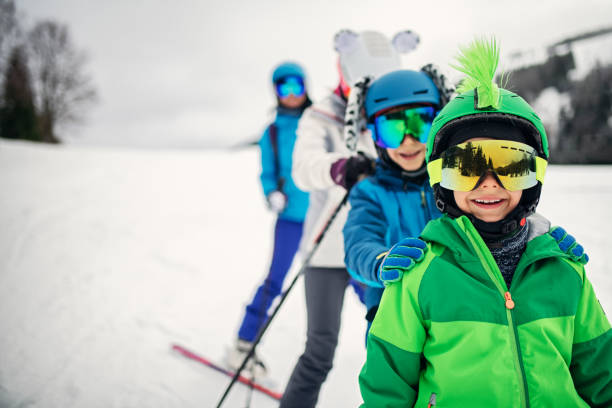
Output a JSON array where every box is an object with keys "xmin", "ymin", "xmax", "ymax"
[
  {"xmin": 374, "ymin": 160, "xmax": 428, "ymax": 190},
  {"xmin": 422, "ymin": 215, "xmax": 568, "ymax": 271}
]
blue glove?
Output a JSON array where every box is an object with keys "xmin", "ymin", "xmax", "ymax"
[
  {"xmin": 549, "ymin": 226, "xmax": 589, "ymax": 265},
  {"xmin": 378, "ymin": 238, "xmax": 427, "ymax": 286}
]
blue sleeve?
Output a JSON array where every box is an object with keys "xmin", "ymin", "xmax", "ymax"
[
  {"xmin": 343, "ymin": 181, "xmax": 389, "ymax": 288},
  {"xmin": 259, "ymin": 126, "xmax": 276, "ymax": 197}
]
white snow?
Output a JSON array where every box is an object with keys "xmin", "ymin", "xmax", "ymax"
[{"xmin": 0, "ymin": 139, "xmax": 610, "ymax": 407}]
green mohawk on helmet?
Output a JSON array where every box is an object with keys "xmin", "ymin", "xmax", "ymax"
[
  {"xmin": 426, "ymin": 36, "xmax": 549, "ymax": 164},
  {"xmin": 451, "ymin": 37, "xmax": 501, "ymax": 109}
]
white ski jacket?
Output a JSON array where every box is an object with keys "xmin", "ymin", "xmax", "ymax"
[{"xmin": 292, "ymin": 91, "xmax": 376, "ymax": 267}]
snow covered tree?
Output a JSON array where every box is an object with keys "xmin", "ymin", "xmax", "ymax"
[
  {"xmin": 557, "ymin": 63, "xmax": 612, "ymax": 163},
  {"xmin": 27, "ymin": 20, "xmax": 97, "ymax": 143}
]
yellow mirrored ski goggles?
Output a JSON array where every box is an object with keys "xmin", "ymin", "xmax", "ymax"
[{"xmin": 428, "ymin": 139, "xmax": 547, "ymax": 191}]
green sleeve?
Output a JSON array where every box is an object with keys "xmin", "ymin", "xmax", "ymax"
[
  {"xmin": 359, "ymin": 259, "xmax": 429, "ymax": 407},
  {"xmin": 570, "ymin": 272, "xmax": 612, "ymax": 407},
  {"xmin": 359, "ymin": 333, "xmax": 421, "ymax": 407}
]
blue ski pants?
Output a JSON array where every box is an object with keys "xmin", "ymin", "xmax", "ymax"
[{"xmin": 238, "ymin": 217, "xmax": 303, "ymax": 342}]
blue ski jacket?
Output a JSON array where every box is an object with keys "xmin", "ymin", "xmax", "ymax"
[
  {"xmin": 259, "ymin": 108, "xmax": 309, "ymax": 222},
  {"xmin": 343, "ymin": 162, "xmax": 441, "ymax": 309}
]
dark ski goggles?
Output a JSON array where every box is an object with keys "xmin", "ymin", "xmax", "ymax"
[
  {"xmin": 369, "ymin": 106, "xmax": 437, "ymax": 148},
  {"xmin": 427, "ymin": 139, "xmax": 547, "ymax": 191},
  {"xmin": 275, "ymin": 76, "xmax": 305, "ymax": 98}
]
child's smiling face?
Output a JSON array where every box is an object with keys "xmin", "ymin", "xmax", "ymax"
[
  {"xmin": 451, "ymin": 138, "xmax": 522, "ymax": 223},
  {"xmin": 386, "ymin": 136, "xmax": 426, "ymax": 171},
  {"xmin": 453, "ymin": 173, "xmax": 522, "ymax": 222}
]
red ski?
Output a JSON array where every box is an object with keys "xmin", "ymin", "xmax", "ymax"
[{"xmin": 171, "ymin": 343, "xmax": 283, "ymax": 401}]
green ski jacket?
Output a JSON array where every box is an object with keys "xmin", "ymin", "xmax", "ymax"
[{"xmin": 359, "ymin": 215, "xmax": 612, "ymax": 407}]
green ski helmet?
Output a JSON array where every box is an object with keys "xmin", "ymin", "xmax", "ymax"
[{"xmin": 425, "ymin": 38, "xmax": 550, "ymax": 237}]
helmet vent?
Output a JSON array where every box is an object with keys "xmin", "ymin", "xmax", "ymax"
[
  {"xmin": 374, "ymin": 97, "xmax": 388, "ymax": 103},
  {"xmin": 413, "ymin": 89, "xmax": 429, "ymax": 95}
]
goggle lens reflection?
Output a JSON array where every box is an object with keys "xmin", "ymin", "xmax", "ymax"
[
  {"xmin": 429, "ymin": 139, "xmax": 545, "ymax": 191},
  {"xmin": 275, "ymin": 76, "xmax": 305, "ymax": 98},
  {"xmin": 370, "ymin": 106, "xmax": 437, "ymax": 148}
]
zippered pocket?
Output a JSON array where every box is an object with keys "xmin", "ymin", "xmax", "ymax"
[{"xmin": 427, "ymin": 392, "xmax": 436, "ymax": 407}]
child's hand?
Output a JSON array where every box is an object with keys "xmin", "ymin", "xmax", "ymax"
[
  {"xmin": 549, "ymin": 226, "xmax": 589, "ymax": 265},
  {"xmin": 330, "ymin": 152, "xmax": 375, "ymax": 190},
  {"xmin": 378, "ymin": 238, "xmax": 427, "ymax": 285}
]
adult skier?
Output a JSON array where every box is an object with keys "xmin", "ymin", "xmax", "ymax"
[{"xmin": 227, "ymin": 62, "xmax": 311, "ymax": 377}]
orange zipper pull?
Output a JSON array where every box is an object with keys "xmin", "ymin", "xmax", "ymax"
[{"xmin": 504, "ymin": 291, "xmax": 515, "ymax": 309}]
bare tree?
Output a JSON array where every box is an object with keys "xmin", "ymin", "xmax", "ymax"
[
  {"xmin": 27, "ymin": 20, "xmax": 97, "ymax": 143},
  {"xmin": 0, "ymin": 0, "xmax": 21, "ymax": 91}
]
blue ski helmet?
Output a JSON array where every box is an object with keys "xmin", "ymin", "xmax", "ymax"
[
  {"xmin": 364, "ymin": 69, "xmax": 441, "ymax": 119},
  {"xmin": 272, "ymin": 62, "xmax": 305, "ymax": 84}
]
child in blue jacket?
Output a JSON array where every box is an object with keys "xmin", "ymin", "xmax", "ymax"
[
  {"xmin": 343, "ymin": 67, "xmax": 448, "ymax": 327},
  {"xmin": 228, "ymin": 62, "xmax": 311, "ymax": 377}
]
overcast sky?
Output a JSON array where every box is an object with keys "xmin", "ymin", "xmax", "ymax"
[{"xmin": 18, "ymin": 0, "xmax": 612, "ymax": 148}]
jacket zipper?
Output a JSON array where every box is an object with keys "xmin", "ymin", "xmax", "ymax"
[
  {"xmin": 463, "ymin": 222, "xmax": 529, "ymax": 408},
  {"xmin": 427, "ymin": 392, "xmax": 436, "ymax": 407}
]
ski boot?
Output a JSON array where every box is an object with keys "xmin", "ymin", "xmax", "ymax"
[{"xmin": 225, "ymin": 338, "xmax": 267, "ymax": 379}]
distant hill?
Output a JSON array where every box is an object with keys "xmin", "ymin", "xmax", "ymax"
[{"xmin": 503, "ymin": 27, "xmax": 612, "ymax": 164}]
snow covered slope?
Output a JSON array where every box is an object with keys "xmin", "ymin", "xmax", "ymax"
[
  {"xmin": 0, "ymin": 140, "xmax": 367, "ymax": 408},
  {"xmin": 0, "ymin": 140, "xmax": 610, "ymax": 407}
]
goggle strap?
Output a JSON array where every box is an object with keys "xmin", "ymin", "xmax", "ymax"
[
  {"xmin": 427, "ymin": 159, "xmax": 442, "ymax": 187},
  {"xmin": 535, "ymin": 156, "xmax": 547, "ymax": 183}
]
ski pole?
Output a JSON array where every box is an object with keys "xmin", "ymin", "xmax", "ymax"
[{"xmin": 215, "ymin": 191, "xmax": 350, "ymax": 408}]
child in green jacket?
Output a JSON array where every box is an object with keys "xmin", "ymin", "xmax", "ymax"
[{"xmin": 359, "ymin": 38, "xmax": 612, "ymax": 408}]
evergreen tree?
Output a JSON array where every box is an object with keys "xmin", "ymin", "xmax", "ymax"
[
  {"xmin": 557, "ymin": 63, "xmax": 612, "ymax": 163},
  {"xmin": 0, "ymin": 45, "xmax": 40, "ymax": 141}
]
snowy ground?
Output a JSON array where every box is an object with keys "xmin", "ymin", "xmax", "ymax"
[{"xmin": 0, "ymin": 139, "xmax": 610, "ymax": 408}]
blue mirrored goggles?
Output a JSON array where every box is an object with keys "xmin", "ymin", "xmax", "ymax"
[
  {"xmin": 275, "ymin": 76, "xmax": 305, "ymax": 98},
  {"xmin": 369, "ymin": 106, "xmax": 437, "ymax": 148}
]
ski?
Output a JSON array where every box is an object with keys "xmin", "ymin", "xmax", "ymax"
[{"xmin": 171, "ymin": 343, "xmax": 283, "ymax": 401}]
